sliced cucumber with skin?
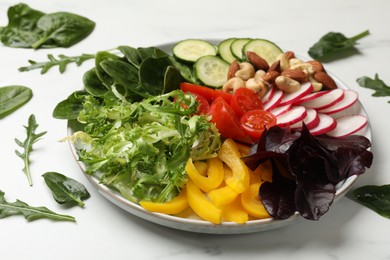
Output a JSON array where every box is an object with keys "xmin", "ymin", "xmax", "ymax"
[
  {"xmin": 194, "ymin": 55, "xmax": 229, "ymax": 88},
  {"xmin": 243, "ymin": 39, "xmax": 283, "ymax": 66},
  {"xmin": 230, "ymin": 38, "xmax": 251, "ymax": 61},
  {"xmin": 218, "ymin": 38, "xmax": 237, "ymax": 63},
  {"xmin": 172, "ymin": 39, "xmax": 217, "ymax": 63}
]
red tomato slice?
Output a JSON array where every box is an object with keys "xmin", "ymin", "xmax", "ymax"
[
  {"xmin": 208, "ymin": 97, "xmax": 252, "ymax": 143},
  {"xmin": 180, "ymin": 82, "xmax": 215, "ymax": 103},
  {"xmin": 195, "ymin": 94, "xmax": 210, "ymax": 115},
  {"xmin": 240, "ymin": 109, "xmax": 277, "ymax": 140},
  {"xmin": 230, "ymin": 88, "xmax": 264, "ymax": 118},
  {"xmin": 214, "ymin": 89, "xmax": 233, "ymax": 104}
]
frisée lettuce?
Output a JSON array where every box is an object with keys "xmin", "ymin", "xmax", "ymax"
[{"xmin": 66, "ymin": 90, "xmax": 221, "ymax": 203}]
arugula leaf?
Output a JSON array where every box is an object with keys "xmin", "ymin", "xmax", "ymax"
[
  {"xmin": 308, "ymin": 30, "xmax": 369, "ymax": 61},
  {"xmin": 19, "ymin": 53, "xmax": 96, "ymax": 74},
  {"xmin": 42, "ymin": 172, "xmax": 90, "ymax": 207},
  {"xmin": 15, "ymin": 114, "xmax": 47, "ymax": 186},
  {"xmin": 353, "ymin": 185, "xmax": 390, "ymax": 218},
  {"xmin": 0, "ymin": 190, "xmax": 75, "ymax": 222},
  {"xmin": 0, "ymin": 85, "xmax": 32, "ymax": 118},
  {"xmin": 356, "ymin": 74, "xmax": 390, "ymax": 103}
]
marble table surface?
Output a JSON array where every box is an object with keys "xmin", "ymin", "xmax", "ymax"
[{"xmin": 1, "ymin": 0, "xmax": 389, "ymax": 259}]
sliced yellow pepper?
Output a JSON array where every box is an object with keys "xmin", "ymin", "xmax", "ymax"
[
  {"xmin": 236, "ymin": 142, "xmax": 251, "ymax": 156},
  {"xmin": 186, "ymin": 179, "xmax": 222, "ymax": 224},
  {"xmin": 185, "ymin": 157, "xmax": 224, "ymax": 192},
  {"xmin": 208, "ymin": 184, "xmax": 239, "ymax": 207},
  {"xmin": 193, "ymin": 160, "xmax": 208, "ymax": 176},
  {"xmin": 241, "ymin": 182, "xmax": 270, "ymax": 219},
  {"xmin": 222, "ymin": 196, "xmax": 249, "ymax": 224},
  {"xmin": 139, "ymin": 189, "xmax": 188, "ymax": 215},
  {"xmin": 218, "ymin": 139, "xmax": 250, "ymax": 193}
]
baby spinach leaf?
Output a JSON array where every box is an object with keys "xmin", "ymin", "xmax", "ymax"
[
  {"xmin": 42, "ymin": 172, "xmax": 90, "ymax": 207},
  {"xmin": 308, "ymin": 30, "xmax": 369, "ymax": 61},
  {"xmin": 32, "ymin": 12, "xmax": 95, "ymax": 49},
  {"xmin": 0, "ymin": 85, "xmax": 32, "ymax": 118},
  {"xmin": 353, "ymin": 184, "xmax": 390, "ymax": 218},
  {"xmin": 0, "ymin": 190, "xmax": 75, "ymax": 222},
  {"xmin": 15, "ymin": 114, "xmax": 47, "ymax": 186},
  {"xmin": 52, "ymin": 90, "xmax": 89, "ymax": 120},
  {"xmin": 356, "ymin": 74, "xmax": 390, "ymax": 103},
  {"xmin": 83, "ymin": 68, "xmax": 109, "ymax": 97},
  {"xmin": 118, "ymin": 45, "xmax": 142, "ymax": 68}
]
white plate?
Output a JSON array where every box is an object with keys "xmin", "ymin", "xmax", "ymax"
[{"xmin": 67, "ymin": 40, "xmax": 372, "ymax": 234}]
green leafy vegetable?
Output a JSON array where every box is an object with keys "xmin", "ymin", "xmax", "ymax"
[
  {"xmin": 0, "ymin": 85, "xmax": 32, "ymax": 118},
  {"xmin": 0, "ymin": 3, "xmax": 95, "ymax": 49},
  {"xmin": 353, "ymin": 185, "xmax": 390, "ymax": 218},
  {"xmin": 15, "ymin": 114, "xmax": 47, "ymax": 186},
  {"xmin": 0, "ymin": 190, "xmax": 75, "ymax": 222},
  {"xmin": 42, "ymin": 172, "xmax": 90, "ymax": 207},
  {"xmin": 356, "ymin": 74, "xmax": 390, "ymax": 103},
  {"xmin": 67, "ymin": 90, "xmax": 221, "ymax": 203},
  {"xmin": 308, "ymin": 30, "xmax": 369, "ymax": 61},
  {"xmin": 19, "ymin": 53, "xmax": 96, "ymax": 74}
]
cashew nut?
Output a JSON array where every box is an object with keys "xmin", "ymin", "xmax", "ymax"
[
  {"xmin": 290, "ymin": 62, "xmax": 315, "ymax": 75},
  {"xmin": 235, "ymin": 62, "xmax": 255, "ymax": 81},
  {"xmin": 275, "ymin": 75, "xmax": 301, "ymax": 93},
  {"xmin": 222, "ymin": 77, "xmax": 245, "ymax": 93},
  {"xmin": 245, "ymin": 78, "xmax": 268, "ymax": 98},
  {"xmin": 309, "ymin": 75, "xmax": 323, "ymax": 92},
  {"xmin": 276, "ymin": 53, "xmax": 290, "ymax": 71}
]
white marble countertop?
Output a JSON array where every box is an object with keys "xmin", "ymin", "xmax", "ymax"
[{"xmin": 1, "ymin": 0, "xmax": 390, "ymax": 259}]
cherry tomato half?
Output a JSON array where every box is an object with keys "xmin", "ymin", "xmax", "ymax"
[
  {"xmin": 240, "ymin": 109, "xmax": 277, "ymax": 140},
  {"xmin": 208, "ymin": 97, "xmax": 252, "ymax": 143},
  {"xmin": 195, "ymin": 94, "xmax": 210, "ymax": 115},
  {"xmin": 230, "ymin": 88, "xmax": 264, "ymax": 118}
]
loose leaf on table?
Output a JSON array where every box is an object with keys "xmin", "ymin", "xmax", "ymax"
[
  {"xmin": 15, "ymin": 114, "xmax": 47, "ymax": 186},
  {"xmin": 42, "ymin": 172, "xmax": 90, "ymax": 207},
  {"xmin": 0, "ymin": 190, "xmax": 75, "ymax": 222},
  {"xmin": 356, "ymin": 74, "xmax": 390, "ymax": 103},
  {"xmin": 0, "ymin": 3, "xmax": 95, "ymax": 49},
  {"xmin": 0, "ymin": 85, "xmax": 32, "ymax": 118},
  {"xmin": 353, "ymin": 185, "xmax": 390, "ymax": 218},
  {"xmin": 19, "ymin": 53, "xmax": 96, "ymax": 74},
  {"xmin": 308, "ymin": 30, "xmax": 369, "ymax": 61}
]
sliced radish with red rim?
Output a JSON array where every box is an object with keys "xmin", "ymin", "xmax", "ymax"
[
  {"xmin": 309, "ymin": 113, "xmax": 337, "ymax": 135},
  {"xmin": 278, "ymin": 82, "xmax": 313, "ymax": 106},
  {"xmin": 295, "ymin": 90, "xmax": 329, "ymax": 104},
  {"xmin": 318, "ymin": 90, "xmax": 358, "ymax": 115},
  {"xmin": 290, "ymin": 108, "xmax": 320, "ymax": 130},
  {"xmin": 325, "ymin": 115, "xmax": 368, "ymax": 138},
  {"xmin": 261, "ymin": 86, "xmax": 276, "ymax": 104},
  {"xmin": 276, "ymin": 106, "xmax": 307, "ymax": 127},
  {"xmin": 300, "ymin": 89, "xmax": 344, "ymax": 110},
  {"xmin": 264, "ymin": 90, "xmax": 284, "ymax": 111},
  {"xmin": 269, "ymin": 104, "xmax": 292, "ymax": 117}
]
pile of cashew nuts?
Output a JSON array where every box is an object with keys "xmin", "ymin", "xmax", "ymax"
[{"xmin": 223, "ymin": 51, "xmax": 337, "ymax": 99}]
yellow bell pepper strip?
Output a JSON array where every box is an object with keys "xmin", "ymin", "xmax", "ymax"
[
  {"xmin": 139, "ymin": 188, "xmax": 188, "ymax": 215},
  {"xmin": 241, "ymin": 182, "xmax": 270, "ymax": 219},
  {"xmin": 218, "ymin": 138, "xmax": 250, "ymax": 193},
  {"xmin": 236, "ymin": 142, "xmax": 251, "ymax": 156},
  {"xmin": 186, "ymin": 179, "xmax": 222, "ymax": 224},
  {"xmin": 250, "ymin": 159, "xmax": 273, "ymax": 184},
  {"xmin": 208, "ymin": 184, "xmax": 239, "ymax": 207},
  {"xmin": 222, "ymin": 196, "xmax": 249, "ymax": 224},
  {"xmin": 193, "ymin": 160, "xmax": 208, "ymax": 176},
  {"xmin": 185, "ymin": 157, "xmax": 224, "ymax": 192}
]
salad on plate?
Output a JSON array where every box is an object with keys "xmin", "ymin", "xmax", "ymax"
[{"xmin": 54, "ymin": 38, "xmax": 373, "ymax": 232}]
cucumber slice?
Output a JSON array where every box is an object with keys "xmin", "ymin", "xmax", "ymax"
[
  {"xmin": 218, "ymin": 38, "xmax": 237, "ymax": 63},
  {"xmin": 243, "ymin": 39, "xmax": 283, "ymax": 66},
  {"xmin": 172, "ymin": 39, "xmax": 217, "ymax": 63},
  {"xmin": 230, "ymin": 38, "xmax": 251, "ymax": 61},
  {"xmin": 194, "ymin": 56, "xmax": 229, "ymax": 88}
]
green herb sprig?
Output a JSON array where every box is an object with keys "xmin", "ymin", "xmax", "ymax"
[
  {"xmin": 0, "ymin": 190, "xmax": 75, "ymax": 222},
  {"xmin": 15, "ymin": 114, "xmax": 47, "ymax": 186},
  {"xmin": 357, "ymin": 74, "xmax": 390, "ymax": 103}
]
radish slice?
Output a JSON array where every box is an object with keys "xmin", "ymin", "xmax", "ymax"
[
  {"xmin": 326, "ymin": 115, "xmax": 368, "ymax": 138},
  {"xmin": 295, "ymin": 90, "xmax": 329, "ymax": 104},
  {"xmin": 261, "ymin": 87, "xmax": 276, "ymax": 104},
  {"xmin": 264, "ymin": 90, "xmax": 284, "ymax": 111},
  {"xmin": 278, "ymin": 82, "xmax": 313, "ymax": 106},
  {"xmin": 290, "ymin": 108, "xmax": 320, "ymax": 130},
  {"xmin": 269, "ymin": 104, "xmax": 292, "ymax": 117},
  {"xmin": 318, "ymin": 90, "xmax": 358, "ymax": 115},
  {"xmin": 309, "ymin": 113, "xmax": 337, "ymax": 135},
  {"xmin": 276, "ymin": 106, "xmax": 307, "ymax": 127},
  {"xmin": 300, "ymin": 89, "xmax": 345, "ymax": 110}
]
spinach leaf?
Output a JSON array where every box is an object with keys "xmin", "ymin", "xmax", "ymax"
[
  {"xmin": 95, "ymin": 51, "xmax": 122, "ymax": 88},
  {"xmin": 83, "ymin": 68, "xmax": 109, "ymax": 97},
  {"xmin": 15, "ymin": 114, "xmax": 47, "ymax": 186},
  {"xmin": 356, "ymin": 74, "xmax": 390, "ymax": 103},
  {"xmin": 353, "ymin": 185, "xmax": 390, "ymax": 218},
  {"xmin": 0, "ymin": 190, "xmax": 75, "ymax": 222},
  {"xmin": 118, "ymin": 45, "xmax": 142, "ymax": 68},
  {"xmin": 19, "ymin": 53, "xmax": 96, "ymax": 74},
  {"xmin": 42, "ymin": 172, "xmax": 90, "ymax": 207},
  {"xmin": 0, "ymin": 3, "xmax": 44, "ymax": 48},
  {"xmin": 32, "ymin": 12, "xmax": 95, "ymax": 49},
  {"xmin": 0, "ymin": 3, "xmax": 95, "ymax": 49},
  {"xmin": 52, "ymin": 90, "xmax": 88, "ymax": 120},
  {"xmin": 308, "ymin": 30, "xmax": 369, "ymax": 61},
  {"xmin": 0, "ymin": 85, "xmax": 32, "ymax": 118}
]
